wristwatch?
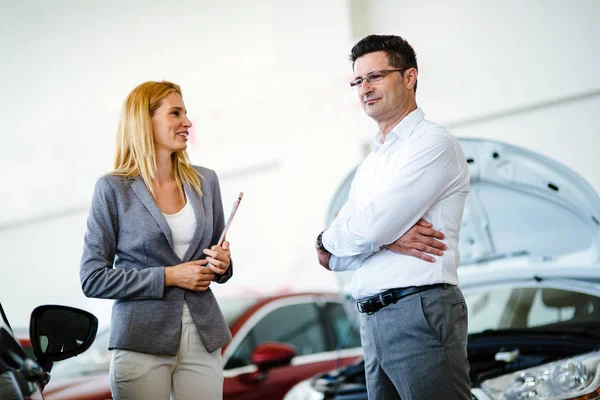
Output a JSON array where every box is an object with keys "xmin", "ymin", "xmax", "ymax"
[{"xmin": 316, "ymin": 230, "xmax": 328, "ymax": 252}]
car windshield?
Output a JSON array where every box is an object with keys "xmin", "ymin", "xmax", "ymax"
[
  {"xmin": 50, "ymin": 297, "xmax": 258, "ymax": 380},
  {"xmin": 464, "ymin": 282, "xmax": 600, "ymax": 335}
]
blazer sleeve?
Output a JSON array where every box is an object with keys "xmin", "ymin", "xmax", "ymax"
[
  {"xmin": 210, "ymin": 171, "xmax": 233, "ymax": 284},
  {"xmin": 80, "ymin": 177, "xmax": 165, "ymax": 300}
]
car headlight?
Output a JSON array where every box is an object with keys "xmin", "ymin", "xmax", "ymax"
[
  {"xmin": 481, "ymin": 351, "xmax": 600, "ymax": 399},
  {"xmin": 283, "ymin": 379, "xmax": 325, "ymax": 400}
]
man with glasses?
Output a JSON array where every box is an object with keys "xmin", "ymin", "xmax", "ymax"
[{"xmin": 315, "ymin": 35, "xmax": 471, "ymax": 399}]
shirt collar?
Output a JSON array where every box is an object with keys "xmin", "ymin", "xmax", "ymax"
[{"xmin": 369, "ymin": 107, "xmax": 425, "ymax": 152}]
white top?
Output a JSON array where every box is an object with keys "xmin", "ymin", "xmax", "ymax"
[
  {"xmin": 162, "ymin": 199, "xmax": 196, "ymax": 261},
  {"xmin": 322, "ymin": 108, "xmax": 470, "ymax": 300}
]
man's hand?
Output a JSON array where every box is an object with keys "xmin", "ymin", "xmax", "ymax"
[
  {"xmin": 315, "ymin": 232, "xmax": 332, "ymax": 270},
  {"xmin": 316, "ymin": 248, "xmax": 332, "ymax": 270},
  {"xmin": 382, "ymin": 219, "xmax": 446, "ymax": 262}
]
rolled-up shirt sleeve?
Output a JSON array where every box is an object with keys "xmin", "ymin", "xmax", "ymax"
[
  {"xmin": 322, "ymin": 133, "xmax": 461, "ymax": 258},
  {"xmin": 328, "ymin": 252, "xmax": 374, "ymax": 271}
]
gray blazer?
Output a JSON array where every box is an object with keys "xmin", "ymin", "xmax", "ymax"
[{"xmin": 80, "ymin": 166, "xmax": 232, "ymax": 355}]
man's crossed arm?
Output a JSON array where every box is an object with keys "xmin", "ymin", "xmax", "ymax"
[{"xmin": 316, "ymin": 218, "xmax": 446, "ymax": 270}]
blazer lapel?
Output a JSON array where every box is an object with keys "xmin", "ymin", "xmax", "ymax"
[
  {"xmin": 131, "ymin": 178, "xmax": 175, "ymax": 252},
  {"xmin": 182, "ymin": 184, "xmax": 206, "ymax": 262}
]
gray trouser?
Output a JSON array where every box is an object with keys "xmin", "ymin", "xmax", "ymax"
[{"xmin": 359, "ymin": 285, "xmax": 471, "ymax": 400}]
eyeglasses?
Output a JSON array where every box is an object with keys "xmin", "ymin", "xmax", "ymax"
[{"xmin": 349, "ymin": 68, "xmax": 406, "ymax": 88}]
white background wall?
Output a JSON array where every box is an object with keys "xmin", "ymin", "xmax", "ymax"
[
  {"xmin": 363, "ymin": 0, "xmax": 600, "ymax": 189},
  {"xmin": 1, "ymin": 0, "xmax": 599, "ymax": 328}
]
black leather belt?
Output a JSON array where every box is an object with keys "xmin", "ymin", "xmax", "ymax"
[{"xmin": 357, "ymin": 283, "xmax": 448, "ymax": 314}]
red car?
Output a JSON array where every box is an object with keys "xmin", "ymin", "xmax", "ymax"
[{"xmin": 44, "ymin": 292, "xmax": 363, "ymax": 400}]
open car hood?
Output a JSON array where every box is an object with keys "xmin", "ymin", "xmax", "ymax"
[{"xmin": 327, "ymin": 138, "xmax": 600, "ymax": 269}]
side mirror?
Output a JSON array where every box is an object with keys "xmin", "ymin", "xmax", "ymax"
[
  {"xmin": 29, "ymin": 305, "xmax": 98, "ymax": 363},
  {"xmin": 251, "ymin": 342, "xmax": 296, "ymax": 371}
]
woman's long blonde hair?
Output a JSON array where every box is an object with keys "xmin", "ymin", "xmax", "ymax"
[{"xmin": 111, "ymin": 81, "xmax": 202, "ymax": 199}]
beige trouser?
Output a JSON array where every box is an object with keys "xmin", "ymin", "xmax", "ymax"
[{"xmin": 109, "ymin": 303, "xmax": 223, "ymax": 400}]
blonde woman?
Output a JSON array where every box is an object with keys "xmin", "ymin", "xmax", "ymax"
[{"xmin": 80, "ymin": 81, "xmax": 232, "ymax": 399}]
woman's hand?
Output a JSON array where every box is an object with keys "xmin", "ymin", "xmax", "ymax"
[
  {"xmin": 203, "ymin": 241, "xmax": 231, "ymax": 275},
  {"xmin": 164, "ymin": 259, "xmax": 215, "ymax": 291}
]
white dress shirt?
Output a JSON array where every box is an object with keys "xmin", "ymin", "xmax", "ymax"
[{"xmin": 322, "ymin": 108, "xmax": 470, "ymax": 300}]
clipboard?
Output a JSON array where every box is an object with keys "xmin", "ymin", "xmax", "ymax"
[{"xmin": 217, "ymin": 192, "xmax": 244, "ymax": 246}]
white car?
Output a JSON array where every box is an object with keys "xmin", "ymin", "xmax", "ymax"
[{"xmin": 285, "ymin": 138, "xmax": 600, "ymax": 400}]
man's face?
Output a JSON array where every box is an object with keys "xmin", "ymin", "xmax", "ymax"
[{"xmin": 353, "ymin": 51, "xmax": 411, "ymax": 123}]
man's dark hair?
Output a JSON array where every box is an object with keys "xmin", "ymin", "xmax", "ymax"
[{"xmin": 350, "ymin": 34, "xmax": 419, "ymax": 94}]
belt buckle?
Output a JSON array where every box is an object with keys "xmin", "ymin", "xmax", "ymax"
[{"xmin": 357, "ymin": 299, "xmax": 375, "ymax": 315}]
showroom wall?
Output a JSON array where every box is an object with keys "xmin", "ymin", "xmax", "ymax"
[
  {"xmin": 0, "ymin": 0, "xmax": 365, "ymax": 327},
  {"xmin": 1, "ymin": 0, "xmax": 598, "ymax": 327}
]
